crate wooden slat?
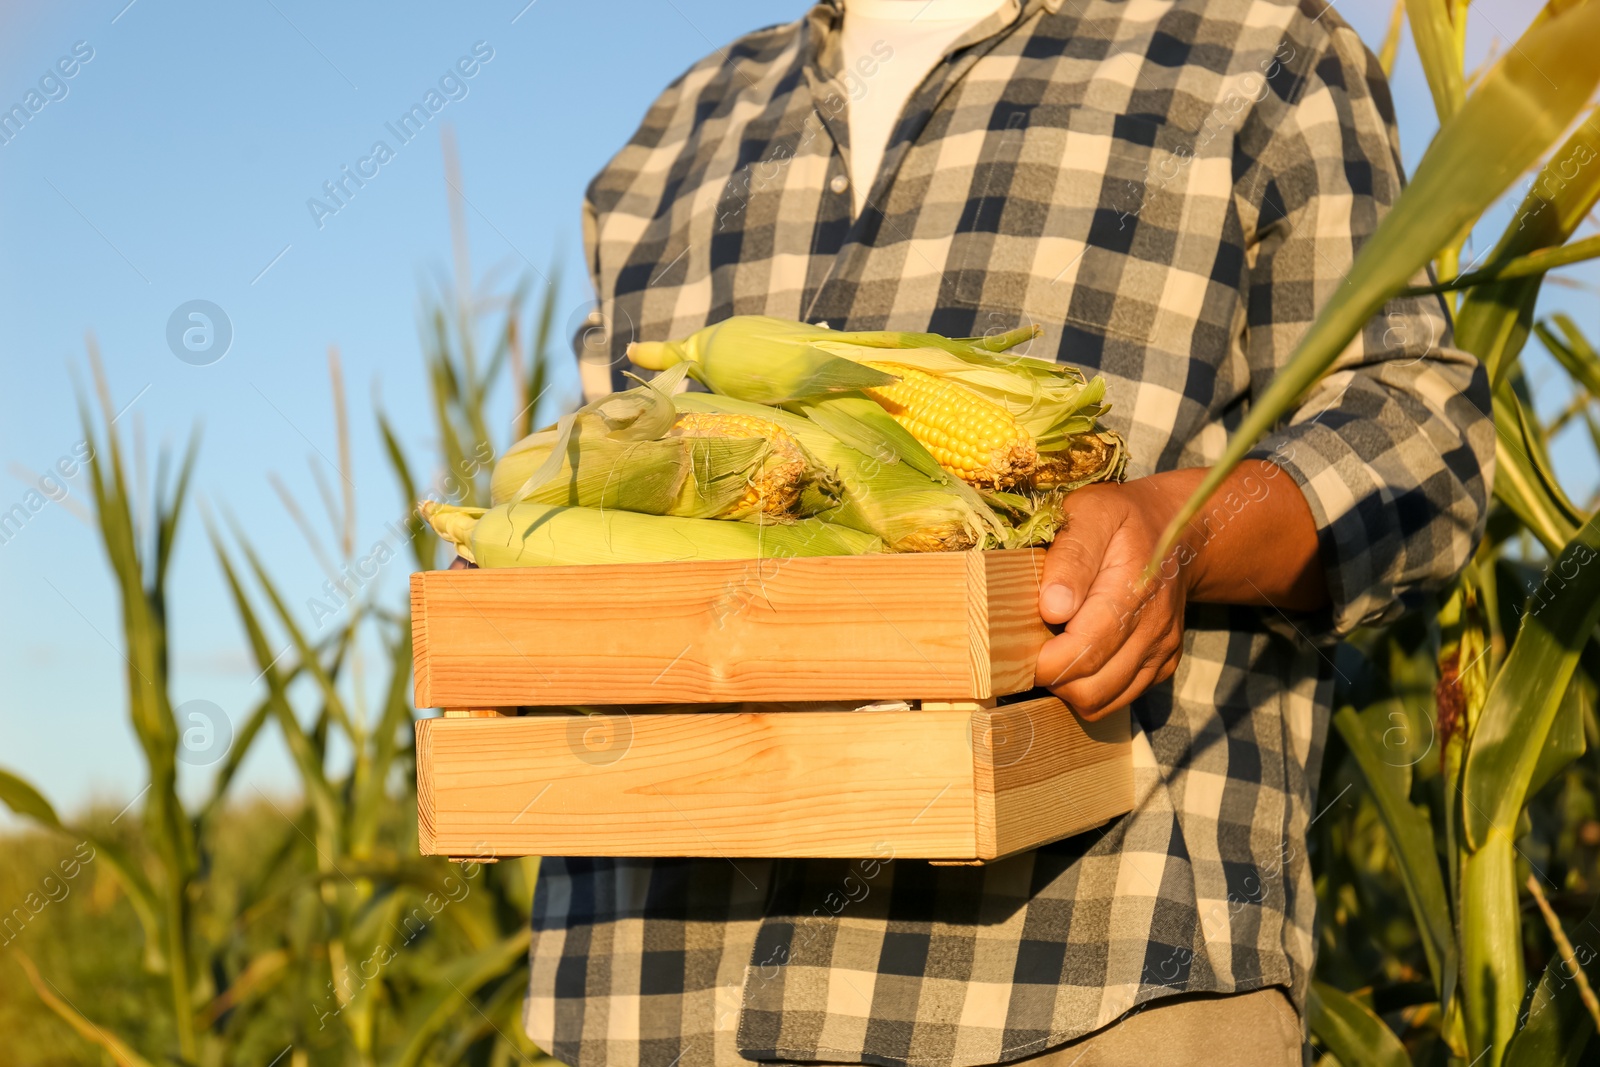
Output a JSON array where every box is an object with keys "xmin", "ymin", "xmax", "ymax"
[
  {"xmin": 417, "ymin": 697, "xmax": 1131, "ymax": 862},
  {"xmin": 412, "ymin": 549, "xmax": 1052, "ymax": 708}
]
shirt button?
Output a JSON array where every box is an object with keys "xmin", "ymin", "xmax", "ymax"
[{"xmin": 829, "ymin": 174, "xmax": 850, "ymax": 195}]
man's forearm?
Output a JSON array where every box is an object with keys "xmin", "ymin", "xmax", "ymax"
[{"xmin": 1146, "ymin": 460, "xmax": 1328, "ymax": 612}]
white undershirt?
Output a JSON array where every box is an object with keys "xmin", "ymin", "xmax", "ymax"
[{"xmin": 838, "ymin": 0, "xmax": 1008, "ymax": 215}]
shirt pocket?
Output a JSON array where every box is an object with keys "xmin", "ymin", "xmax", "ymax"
[{"xmin": 947, "ymin": 105, "xmax": 1236, "ymax": 352}]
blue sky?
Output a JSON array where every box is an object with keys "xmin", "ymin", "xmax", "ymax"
[{"xmin": 0, "ymin": 0, "xmax": 1591, "ymax": 820}]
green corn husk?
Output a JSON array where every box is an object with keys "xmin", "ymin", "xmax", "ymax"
[
  {"xmin": 627, "ymin": 316, "xmax": 897, "ymax": 404},
  {"xmin": 673, "ymin": 391, "xmax": 1005, "ymax": 552},
  {"xmin": 1028, "ymin": 431, "xmax": 1128, "ymax": 491},
  {"xmin": 504, "ymin": 363, "xmax": 690, "ymax": 504},
  {"xmin": 490, "ymin": 404, "xmax": 844, "ymax": 522},
  {"xmin": 785, "ymin": 393, "xmax": 951, "ymax": 483},
  {"xmin": 420, "ymin": 500, "xmax": 881, "ymax": 567},
  {"xmin": 491, "ymin": 430, "xmax": 766, "ymax": 518}
]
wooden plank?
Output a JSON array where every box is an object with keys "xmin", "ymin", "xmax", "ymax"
[
  {"xmin": 964, "ymin": 550, "xmax": 992, "ymax": 699},
  {"xmin": 411, "ymin": 574, "xmax": 432, "ymax": 709},
  {"xmin": 411, "ymin": 553, "xmax": 1042, "ymax": 707},
  {"xmin": 971, "ymin": 698, "xmax": 1133, "ymax": 860},
  {"xmin": 418, "ymin": 699, "xmax": 1135, "ymax": 861},
  {"xmin": 412, "ymin": 550, "xmax": 1054, "ymax": 708},
  {"xmin": 983, "ymin": 550, "xmax": 1052, "ymax": 696},
  {"xmin": 417, "ymin": 709, "xmax": 982, "ymax": 859}
]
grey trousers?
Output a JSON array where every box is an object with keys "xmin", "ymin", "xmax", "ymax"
[{"xmin": 1012, "ymin": 989, "xmax": 1304, "ymax": 1067}]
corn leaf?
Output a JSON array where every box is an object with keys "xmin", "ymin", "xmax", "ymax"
[
  {"xmin": 1415, "ymin": 233, "xmax": 1600, "ymax": 297},
  {"xmin": 431, "ymin": 967, "xmax": 538, "ymax": 1065},
  {"xmin": 1461, "ymin": 832, "xmax": 1523, "ymax": 1058},
  {"xmin": 200, "ymin": 947, "xmax": 291, "ymax": 1029},
  {"xmin": 1492, "ymin": 380, "xmax": 1584, "ymax": 555},
  {"xmin": 1405, "ymin": 0, "xmax": 1466, "ymax": 124},
  {"xmin": 1529, "ymin": 657, "xmax": 1593, "ymax": 798},
  {"xmin": 1456, "ymin": 110, "xmax": 1600, "ymax": 386},
  {"xmin": 199, "ymin": 646, "xmax": 327, "ymax": 826},
  {"xmin": 1504, "ymin": 892, "xmax": 1600, "ymax": 1066},
  {"xmin": 492, "ymin": 432, "xmax": 765, "ymax": 518},
  {"xmin": 0, "ymin": 767, "xmax": 61, "ymax": 827},
  {"xmin": 1307, "ymin": 981, "xmax": 1411, "ymax": 1067},
  {"xmin": 13, "ymin": 952, "xmax": 157, "ymax": 1067},
  {"xmin": 211, "ymin": 533, "xmax": 341, "ymax": 835},
  {"xmin": 1379, "ymin": 0, "xmax": 1407, "ymax": 75},
  {"xmin": 0, "ymin": 768, "xmax": 169, "ymax": 972},
  {"xmin": 378, "ymin": 411, "xmax": 435, "ymax": 570},
  {"xmin": 1532, "ymin": 0, "xmax": 1590, "ymax": 32},
  {"xmin": 233, "ymin": 532, "xmax": 363, "ymax": 750},
  {"xmin": 700, "ymin": 345, "xmax": 898, "ymax": 404},
  {"xmin": 380, "ymin": 928, "xmax": 533, "ymax": 1067},
  {"xmin": 1333, "ymin": 704, "xmax": 1455, "ymax": 999},
  {"xmin": 1152, "ymin": 4, "xmax": 1600, "ymax": 569},
  {"xmin": 1463, "ymin": 508, "xmax": 1600, "ymax": 847},
  {"xmin": 1538, "ymin": 314, "xmax": 1600, "ymax": 399},
  {"xmin": 349, "ymin": 630, "xmax": 415, "ymax": 857}
]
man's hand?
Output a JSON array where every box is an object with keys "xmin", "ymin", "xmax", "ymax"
[{"xmin": 1035, "ymin": 460, "xmax": 1328, "ymax": 719}]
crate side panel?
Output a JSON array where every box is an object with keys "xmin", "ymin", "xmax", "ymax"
[
  {"xmin": 964, "ymin": 551, "xmax": 992, "ymax": 699},
  {"xmin": 411, "ymin": 572, "xmax": 432, "ymax": 709},
  {"xmin": 973, "ymin": 698, "xmax": 1132, "ymax": 858},
  {"xmin": 983, "ymin": 549, "xmax": 1051, "ymax": 696},
  {"xmin": 415, "ymin": 719, "xmax": 436, "ymax": 855},
  {"xmin": 421, "ymin": 710, "xmax": 980, "ymax": 858},
  {"xmin": 413, "ymin": 554, "xmax": 980, "ymax": 706}
]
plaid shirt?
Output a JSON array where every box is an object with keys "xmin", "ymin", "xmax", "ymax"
[{"xmin": 529, "ymin": 0, "xmax": 1494, "ymax": 1064}]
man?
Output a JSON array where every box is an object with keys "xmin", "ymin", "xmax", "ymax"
[{"xmin": 528, "ymin": 0, "xmax": 1493, "ymax": 1063}]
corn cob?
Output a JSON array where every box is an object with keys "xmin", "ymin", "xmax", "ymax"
[
  {"xmin": 420, "ymin": 500, "xmax": 881, "ymax": 568},
  {"xmin": 809, "ymin": 337, "xmax": 1114, "ymax": 451},
  {"xmin": 490, "ymin": 409, "xmax": 840, "ymax": 522},
  {"xmin": 668, "ymin": 412, "xmax": 824, "ymax": 518},
  {"xmin": 673, "ymin": 392, "xmax": 1004, "ymax": 552},
  {"xmin": 858, "ymin": 362, "xmax": 1038, "ymax": 487},
  {"xmin": 627, "ymin": 316, "xmax": 896, "ymax": 404},
  {"xmin": 491, "ymin": 431, "xmax": 763, "ymax": 518}
]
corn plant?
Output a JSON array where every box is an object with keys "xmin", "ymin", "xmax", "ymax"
[
  {"xmin": 0, "ymin": 170, "xmax": 565, "ymax": 1064},
  {"xmin": 1157, "ymin": 2, "xmax": 1600, "ymax": 1063}
]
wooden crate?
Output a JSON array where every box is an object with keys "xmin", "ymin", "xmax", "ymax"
[
  {"xmin": 410, "ymin": 549, "xmax": 1135, "ymax": 861},
  {"xmin": 416, "ymin": 697, "xmax": 1131, "ymax": 862},
  {"xmin": 412, "ymin": 549, "xmax": 1052, "ymax": 707}
]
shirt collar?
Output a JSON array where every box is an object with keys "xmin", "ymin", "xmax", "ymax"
[{"xmin": 803, "ymin": 0, "xmax": 1040, "ymax": 80}]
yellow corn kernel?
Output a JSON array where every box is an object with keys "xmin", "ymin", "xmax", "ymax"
[{"xmin": 860, "ymin": 362, "xmax": 1037, "ymax": 487}]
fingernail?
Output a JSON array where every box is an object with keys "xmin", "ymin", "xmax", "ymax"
[{"xmin": 1042, "ymin": 583, "xmax": 1075, "ymax": 620}]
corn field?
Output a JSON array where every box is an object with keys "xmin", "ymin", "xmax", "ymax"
[{"xmin": 6, "ymin": 2, "xmax": 1600, "ymax": 1065}]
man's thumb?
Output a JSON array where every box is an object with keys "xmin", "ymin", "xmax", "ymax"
[{"xmin": 1039, "ymin": 490, "xmax": 1116, "ymax": 625}]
